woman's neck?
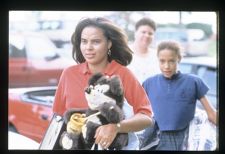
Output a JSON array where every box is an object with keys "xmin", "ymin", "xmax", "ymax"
[{"xmin": 88, "ymin": 60, "xmax": 109, "ymax": 74}]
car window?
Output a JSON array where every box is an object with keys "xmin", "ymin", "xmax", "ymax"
[
  {"xmin": 25, "ymin": 36, "xmax": 58, "ymax": 60},
  {"xmin": 197, "ymin": 66, "xmax": 216, "ymax": 96},
  {"xmin": 155, "ymin": 29, "xmax": 188, "ymax": 42},
  {"xmin": 21, "ymin": 89, "xmax": 56, "ymax": 106},
  {"xmin": 9, "ymin": 44, "xmax": 26, "ymax": 58}
]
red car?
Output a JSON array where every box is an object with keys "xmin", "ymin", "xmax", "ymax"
[
  {"xmin": 9, "ymin": 31, "xmax": 74, "ymax": 88},
  {"xmin": 8, "ymin": 86, "xmax": 56, "ymax": 143}
]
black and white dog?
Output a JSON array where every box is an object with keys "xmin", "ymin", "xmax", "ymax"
[{"xmin": 59, "ymin": 73, "xmax": 128, "ymax": 150}]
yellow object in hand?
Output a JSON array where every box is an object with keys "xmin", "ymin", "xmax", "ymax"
[
  {"xmin": 67, "ymin": 113, "xmax": 86, "ymax": 134},
  {"xmin": 67, "ymin": 112, "xmax": 101, "ymax": 134}
]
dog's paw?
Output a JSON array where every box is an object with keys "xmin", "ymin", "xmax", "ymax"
[{"xmin": 60, "ymin": 132, "xmax": 74, "ymax": 150}]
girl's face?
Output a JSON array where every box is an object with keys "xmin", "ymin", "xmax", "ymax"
[
  {"xmin": 80, "ymin": 26, "xmax": 112, "ymax": 65},
  {"xmin": 158, "ymin": 49, "xmax": 180, "ymax": 79},
  {"xmin": 135, "ymin": 25, "xmax": 155, "ymax": 47}
]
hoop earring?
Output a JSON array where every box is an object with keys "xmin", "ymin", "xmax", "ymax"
[{"xmin": 108, "ymin": 49, "xmax": 111, "ymax": 56}]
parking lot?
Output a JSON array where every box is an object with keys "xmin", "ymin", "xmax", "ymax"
[{"xmin": 8, "ymin": 11, "xmax": 217, "ymax": 150}]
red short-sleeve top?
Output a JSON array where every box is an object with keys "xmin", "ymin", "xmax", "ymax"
[{"xmin": 53, "ymin": 60, "xmax": 153, "ymax": 117}]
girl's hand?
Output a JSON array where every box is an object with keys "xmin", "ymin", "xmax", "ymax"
[
  {"xmin": 94, "ymin": 123, "xmax": 118, "ymax": 149},
  {"xmin": 200, "ymin": 96, "xmax": 218, "ymax": 126},
  {"xmin": 207, "ymin": 110, "xmax": 218, "ymax": 126}
]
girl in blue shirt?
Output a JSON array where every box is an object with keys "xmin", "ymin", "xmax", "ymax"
[{"xmin": 142, "ymin": 41, "xmax": 217, "ymax": 150}]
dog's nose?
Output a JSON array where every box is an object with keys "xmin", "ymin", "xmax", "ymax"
[{"xmin": 85, "ymin": 87, "xmax": 91, "ymax": 94}]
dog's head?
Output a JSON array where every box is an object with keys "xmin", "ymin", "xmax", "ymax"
[{"xmin": 85, "ymin": 73, "xmax": 124, "ymax": 110}]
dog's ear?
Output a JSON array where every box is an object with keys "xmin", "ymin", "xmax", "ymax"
[
  {"xmin": 88, "ymin": 73, "xmax": 104, "ymax": 85},
  {"xmin": 109, "ymin": 75, "xmax": 123, "ymax": 96}
]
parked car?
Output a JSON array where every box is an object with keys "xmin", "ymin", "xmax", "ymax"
[
  {"xmin": 153, "ymin": 27, "xmax": 209, "ymax": 56},
  {"xmin": 8, "ymin": 86, "xmax": 56, "ymax": 142},
  {"xmin": 179, "ymin": 56, "xmax": 217, "ymax": 110},
  {"xmin": 9, "ymin": 32, "xmax": 74, "ymax": 88},
  {"xmin": 186, "ymin": 29, "xmax": 210, "ymax": 56},
  {"xmin": 8, "ymin": 131, "xmax": 39, "ymax": 149}
]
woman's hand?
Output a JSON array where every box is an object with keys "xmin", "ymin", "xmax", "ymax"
[{"xmin": 94, "ymin": 123, "xmax": 118, "ymax": 149}]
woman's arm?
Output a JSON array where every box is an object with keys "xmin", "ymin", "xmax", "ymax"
[
  {"xmin": 94, "ymin": 66, "xmax": 154, "ymax": 149},
  {"xmin": 200, "ymin": 96, "xmax": 218, "ymax": 125},
  {"xmin": 94, "ymin": 113, "xmax": 153, "ymax": 149}
]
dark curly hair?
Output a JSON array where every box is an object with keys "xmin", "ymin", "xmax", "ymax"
[
  {"xmin": 157, "ymin": 41, "xmax": 182, "ymax": 61},
  {"xmin": 71, "ymin": 17, "xmax": 133, "ymax": 66},
  {"xmin": 135, "ymin": 17, "xmax": 156, "ymax": 31}
]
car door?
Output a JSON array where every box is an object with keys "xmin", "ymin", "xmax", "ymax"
[
  {"xmin": 9, "ymin": 89, "xmax": 55, "ymax": 142},
  {"xmin": 22, "ymin": 89, "xmax": 55, "ymax": 142},
  {"xmin": 9, "ymin": 43, "xmax": 30, "ymax": 88}
]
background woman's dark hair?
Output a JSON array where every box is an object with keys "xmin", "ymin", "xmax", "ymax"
[
  {"xmin": 135, "ymin": 17, "xmax": 156, "ymax": 31},
  {"xmin": 71, "ymin": 17, "xmax": 133, "ymax": 66}
]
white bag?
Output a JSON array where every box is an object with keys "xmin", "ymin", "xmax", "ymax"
[{"xmin": 186, "ymin": 109, "xmax": 217, "ymax": 151}]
